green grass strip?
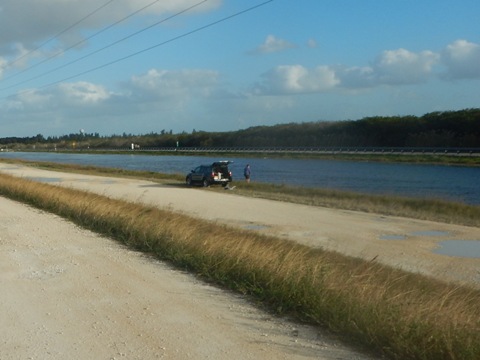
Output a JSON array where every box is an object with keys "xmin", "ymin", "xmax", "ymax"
[{"xmin": 0, "ymin": 172, "xmax": 479, "ymax": 360}]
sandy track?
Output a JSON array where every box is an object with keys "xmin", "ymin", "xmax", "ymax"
[
  {"xmin": 1, "ymin": 163, "xmax": 479, "ymax": 359},
  {"xmin": 2, "ymin": 197, "xmax": 369, "ymax": 360}
]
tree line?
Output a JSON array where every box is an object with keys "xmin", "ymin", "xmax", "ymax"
[{"xmin": 1, "ymin": 108, "xmax": 479, "ymax": 150}]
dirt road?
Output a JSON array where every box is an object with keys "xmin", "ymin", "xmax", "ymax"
[{"xmin": 1, "ymin": 163, "xmax": 479, "ymax": 359}]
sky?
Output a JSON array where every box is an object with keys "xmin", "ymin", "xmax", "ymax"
[{"xmin": 0, "ymin": 0, "xmax": 479, "ymax": 138}]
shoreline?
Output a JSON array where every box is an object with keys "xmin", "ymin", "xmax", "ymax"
[{"xmin": 3, "ymin": 148, "xmax": 480, "ymax": 167}]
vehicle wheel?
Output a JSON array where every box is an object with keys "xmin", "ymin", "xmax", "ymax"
[
  {"xmin": 202, "ymin": 178, "xmax": 209, "ymax": 187},
  {"xmin": 186, "ymin": 177, "xmax": 192, "ymax": 186}
]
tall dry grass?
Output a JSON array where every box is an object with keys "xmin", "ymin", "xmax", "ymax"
[
  {"xmin": 234, "ymin": 182, "xmax": 480, "ymax": 227},
  {"xmin": 0, "ymin": 172, "xmax": 479, "ymax": 359}
]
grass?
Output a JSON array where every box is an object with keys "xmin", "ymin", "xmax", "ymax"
[
  {"xmin": 0, "ymin": 167, "xmax": 479, "ymax": 359},
  {"xmin": 231, "ymin": 182, "xmax": 480, "ymax": 227}
]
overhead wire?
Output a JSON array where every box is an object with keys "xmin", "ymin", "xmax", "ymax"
[
  {"xmin": 1, "ymin": 0, "xmax": 208, "ymax": 92},
  {"xmin": 5, "ymin": 0, "xmax": 116, "ymax": 70},
  {"xmin": 3, "ymin": 0, "xmax": 274, "ymax": 99},
  {"xmin": 2, "ymin": 0, "xmax": 162, "ymax": 83}
]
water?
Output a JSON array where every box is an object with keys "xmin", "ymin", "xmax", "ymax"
[
  {"xmin": 380, "ymin": 231, "xmax": 451, "ymax": 242},
  {"xmin": 379, "ymin": 231, "xmax": 480, "ymax": 258},
  {"xmin": 1, "ymin": 151, "xmax": 479, "ymax": 205},
  {"xmin": 379, "ymin": 235, "xmax": 407, "ymax": 241},
  {"xmin": 434, "ymin": 240, "xmax": 480, "ymax": 258}
]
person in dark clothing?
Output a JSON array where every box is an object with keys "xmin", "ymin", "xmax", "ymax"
[{"xmin": 243, "ymin": 164, "xmax": 251, "ymax": 183}]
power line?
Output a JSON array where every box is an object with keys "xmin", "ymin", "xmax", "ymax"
[
  {"xmin": 41, "ymin": 0, "xmax": 275, "ymax": 88},
  {"xmin": 1, "ymin": 0, "xmax": 208, "ymax": 92},
  {"xmin": 4, "ymin": 0, "xmax": 275, "ymax": 99},
  {"xmin": 6, "ymin": 0, "xmax": 116, "ymax": 70},
  {"xmin": 2, "ymin": 0, "xmax": 162, "ymax": 83}
]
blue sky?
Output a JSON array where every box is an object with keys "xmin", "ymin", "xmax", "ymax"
[{"xmin": 0, "ymin": 0, "xmax": 479, "ymax": 137}]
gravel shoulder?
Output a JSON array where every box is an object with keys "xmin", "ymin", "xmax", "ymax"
[
  {"xmin": 2, "ymin": 197, "xmax": 363, "ymax": 360},
  {"xmin": 1, "ymin": 163, "xmax": 479, "ymax": 359}
]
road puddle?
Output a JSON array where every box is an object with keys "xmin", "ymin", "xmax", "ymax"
[
  {"xmin": 434, "ymin": 240, "xmax": 480, "ymax": 258},
  {"xmin": 380, "ymin": 230, "xmax": 480, "ymax": 258},
  {"xmin": 26, "ymin": 177, "xmax": 62, "ymax": 183},
  {"xmin": 379, "ymin": 235, "xmax": 407, "ymax": 240},
  {"xmin": 411, "ymin": 230, "xmax": 450, "ymax": 237},
  {"xmin": 244, "ymin": 224, "xmax": 269, "ymax": 230}
]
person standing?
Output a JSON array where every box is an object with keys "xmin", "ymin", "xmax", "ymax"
[{"xmin": 243, "ymin": 164, "xmax": 251, "ymax": 183}]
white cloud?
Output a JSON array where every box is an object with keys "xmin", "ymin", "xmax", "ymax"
[
  {"xmin": 250, "ymin": 35, "xmax": 296, "ymax": 55},
  {"xmin": 17, "ymin": 88, "xmax": 53, "ymax": 106},
  {"xmin": 371, "ymin": 48, "xmax": 439, "ymax": 85},
  {"xmin": 254, "ymin": 65, "xmax": 339, "ymax": 95},
  {"xmin": 3, "ymin": 81, "xmax": 110, "ymax": 113},
  {"xmin": 335, "ymin": 66, "xmax": 375, "ymax": 89},
  {"xmin": 0, "ymin": 0, "xmax": 222, "ymax": 56},
  {"xmin": 2, "ymin": 88, "xmax": 54, "ymax": 112},
  {"xmin": 3, "ymin": 68, "xmax": 220, "ymax": 116},
  {"xmin": 441, "ymin": 39, "xmax": 480, "ymax": 79},
  {"xmin": 58, "ymin": 81, "xmax": 110, "ymax": 104},
  {"xmin": 253, "ymin": 47, "xmax": 441, "ymax": 95},
  {"xmin": 129, "ymin": 68, "xmax": 220, "ymax": 100},
  {"xmin": 336, "ymin": 40, "xmax": 480, "ymax": 88},
  {"xmin": 254, "ymin": 43, "xmax": 480, "ymax": 94}
]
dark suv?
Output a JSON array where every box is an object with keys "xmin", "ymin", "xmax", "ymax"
[{"xmin": 186, "ymin": 161, "xmax": 233, "ymax": 187}]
